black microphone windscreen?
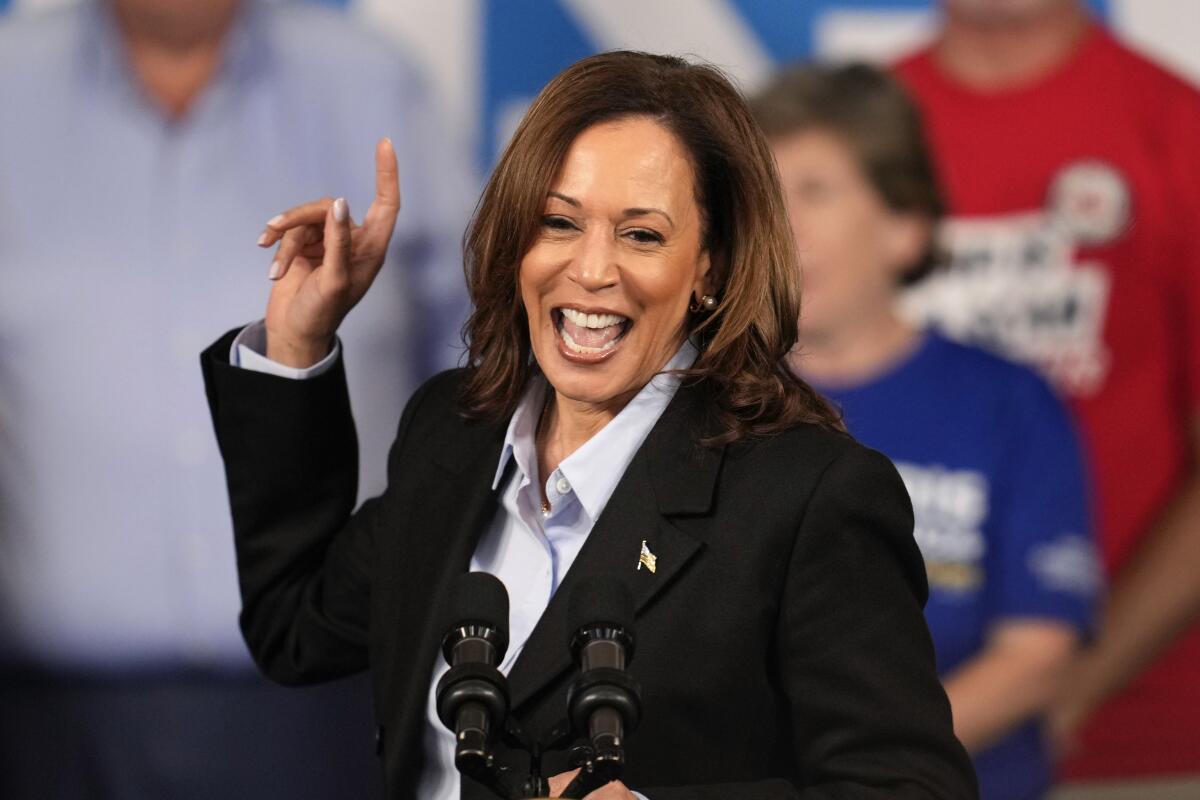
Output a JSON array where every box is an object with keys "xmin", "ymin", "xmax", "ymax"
[
  {"xmin": 442, "ymin": 571, "xmax": 510, "ymax": 640},
  {"xmin": 568, "ymin": 576, "xmax": 633, "ymax": 635}
]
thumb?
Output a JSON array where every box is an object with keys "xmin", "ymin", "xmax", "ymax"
[
  {"xmin": 322, "ymin": 196, "xmax": 353, "ymax": 293},
  {"xmin": 547, "ymin": 768, "xmax": 580, "ymax": 797}
]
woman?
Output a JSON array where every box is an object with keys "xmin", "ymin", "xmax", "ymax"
[
  {"xmin": 202, "ymin": 52, "xmax": 976, "ymax": 799},
  {"xmin": 750, "ymin": 64, "xmax": 1096, "ymax": 800}
]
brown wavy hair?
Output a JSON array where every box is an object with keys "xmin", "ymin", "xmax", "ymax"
[{"xmin": 460, "ymin": 51, "xmax": 842, "ymax": 443}]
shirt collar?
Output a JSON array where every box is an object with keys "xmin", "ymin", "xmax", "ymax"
[
  {"xmin": 491, "ymin": 340, "xmax": 699, "ymax": 521},
  {"xmin": 491, "ymin": 379, "xmax": 547, "ymax": 492}
]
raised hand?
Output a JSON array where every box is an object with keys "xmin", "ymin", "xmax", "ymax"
[{"xmin": 255, "ymin": 138, "xmax": 401, "ymax": 368}]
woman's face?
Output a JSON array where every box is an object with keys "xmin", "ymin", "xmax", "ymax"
[
  {"xmin": 520, "ymin": 117, "xmax": 712, "ymax": 410},
  {"xmin": 771, "ymin": 128, "xmax": 922, "ymax": 340}
]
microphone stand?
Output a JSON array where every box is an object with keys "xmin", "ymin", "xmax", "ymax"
[
  {"xmin": 465, "ymin": 711, "xmax": 626, "ymax": 799},
  {"xmin": 442, "ymin": 576, "xmax": 640, "ymax": 798},
  {"xmin": 453, "ymin": 717, "xmax": 552, "ymax": 800},
  {"xmin": 556, "ymin": 665, "xmax": 641, "ymax": 799}
]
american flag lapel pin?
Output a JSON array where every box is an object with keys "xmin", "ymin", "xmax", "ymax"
[{"xmin": 638, "ymin": 540, "xmax": 657, "ymax": 573}]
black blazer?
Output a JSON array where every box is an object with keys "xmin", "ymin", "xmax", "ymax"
[{"xmin": 202, "ymin": 329, "xmax": 977, "ymax": 800}]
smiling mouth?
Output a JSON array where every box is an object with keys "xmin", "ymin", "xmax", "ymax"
[{"xmin": 554, "ymin": 307, "xmax": 631, "ymax": 357}]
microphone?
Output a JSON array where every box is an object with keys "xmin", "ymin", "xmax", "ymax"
[
  {"xmin": 435, "ymin": 571, "xmax": 511, "ymax": 778},
  {"xmin": 562, "ymin": 577, "xmax": 642, "ymax": 797}
]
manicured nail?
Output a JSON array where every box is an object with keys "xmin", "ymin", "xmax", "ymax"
[
  {"xmin": 268, "ymin": 259, "xmax": 282, "ymax": 280},
  {"xmin": 256, "ymin": 231, "xmax": 271, "ymax": 246},
  {"xmin": 266, "ymin": 214, "xmax": 285, "ymax": 228},
  {"xmin": 332, "ymin": 197, "xmax": 348, "ymax": 223}
]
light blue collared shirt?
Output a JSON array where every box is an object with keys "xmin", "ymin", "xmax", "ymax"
[{"xmin": 0, "ymin": 0, "xmax": 471, "ymax": 669}]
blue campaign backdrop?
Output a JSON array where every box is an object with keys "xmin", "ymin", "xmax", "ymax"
[
  {"xmin": 3, "ymin": 0, "xmax": 1111, "ymax": 169},
  {"xmin": 478, "ymin": 0, "xmax": 1108, "ymax": 166}
]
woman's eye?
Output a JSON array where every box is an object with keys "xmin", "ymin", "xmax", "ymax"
[
  {"xmin": 541, "ymin": 215, "xmax": 577, "ymax": 231},
  {"xmin": 625, "ymin": 228, "xmax": 664, "ymax": 245}
]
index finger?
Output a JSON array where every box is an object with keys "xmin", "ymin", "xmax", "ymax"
[
  {"xmin": 258, "ymin": 197, "xmax": 336, "ymax": 247},
  {"xmin": 361, "ymin": 138, "xmax": 401, "ymax": 249}
]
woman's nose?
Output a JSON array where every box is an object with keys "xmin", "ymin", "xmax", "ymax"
[{"xmin": 568, "ymin": 229, "xmax": 619, "ymax": 290}]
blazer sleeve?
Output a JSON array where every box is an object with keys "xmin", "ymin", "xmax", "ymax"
[
  {"xmin": 645, "ymin": 446, "xmax": 978, "ymax": 800},
  {"xmin": 201, "ymin": 328, "xmax": 430, "ymax": 686}
]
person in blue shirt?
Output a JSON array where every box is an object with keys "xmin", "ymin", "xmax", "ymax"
[
  {"xmin": 752, "ymin": 63, "xmax": 1099, "ymax": 800},
  {"xmin": 0, "ymin": 1, "xmax": 471, "ymax": 798}
]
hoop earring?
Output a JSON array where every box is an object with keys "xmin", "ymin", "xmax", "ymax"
[{"xmin": 689, "ymin": 294, "xmax": 718, "ymax": 313}]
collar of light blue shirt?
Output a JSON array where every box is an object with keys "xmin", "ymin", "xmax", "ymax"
[{"xmin": 490, "ymin": 339, "xmax": 700, "ymax": 522}]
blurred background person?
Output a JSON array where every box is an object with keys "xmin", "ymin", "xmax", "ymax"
[
  {"xmin": 752, "ymin": 63, "xmax": 1097, "ymax": 800},
  {"xmin": 0, "ymin": 0, "xmax": 470, "ymax": 798},
  {"xmin": 893, "ymin": 0, "xmax": 1200, "ymax": 795}
]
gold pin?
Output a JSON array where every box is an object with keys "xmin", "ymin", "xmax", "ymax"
[{"xmin": 638, "ymin": 540, "xmax": 657, "ymax": 573}]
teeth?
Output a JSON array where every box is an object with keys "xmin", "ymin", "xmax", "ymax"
[
  {"xmin": 560, "ymin": 308, "xmax": 627, "ymax": 329},
  {"xmin": 560, "ymin": 327, "xmax": 620, "ymax": 355}
]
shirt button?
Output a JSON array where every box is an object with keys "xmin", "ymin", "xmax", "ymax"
[{"xmin": 556, "ymin": 477, "xmax": 571, "ymax": 495}]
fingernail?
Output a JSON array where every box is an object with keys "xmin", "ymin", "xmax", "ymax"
[
  {"xmin": 268, "ymin": 259, "xmax": 281, "ymax": 280},
  {"xmin": 332, "ymin": 197, "xmax": 348, "ymax": 223},
  {"xmin": 266, "ymin": 214, "xmax": 285, "ymax": 228},
  {"xmin": 256, "ymin": 231, "xmax": 271, "ymax": 246}
]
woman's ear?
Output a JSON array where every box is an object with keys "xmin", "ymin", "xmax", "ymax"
[
  {"xmin": 883, "ymin": 212, "xmax": 933, "ymax": 280},
  {"xmin": 694, "ymin": 247, "xmax": 723, "ymax": 298}
]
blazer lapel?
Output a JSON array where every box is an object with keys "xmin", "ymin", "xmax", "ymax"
[
  {"xmin": 387, "ymin": 412, "xmax": 508, "ymax": 745},
  {"xmin": 506, "ymin": 381, "xmax": 726, "ymax": 714}
]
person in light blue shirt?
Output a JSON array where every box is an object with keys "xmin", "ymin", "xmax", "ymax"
[
  {"xmin": 0, "ymin": 1, "xmax": 471, "ymax": 797},
  {"xmin": 752, "ymin": 63, "xmax": 1099, "ymax": 800}
]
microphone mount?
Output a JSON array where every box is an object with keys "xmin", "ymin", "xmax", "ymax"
[{"xmin": 437, "ymin": 574, "xmax": 642, "ymax": 799}]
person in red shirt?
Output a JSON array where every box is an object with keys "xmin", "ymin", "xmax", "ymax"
[{"xmin": 893, "ymin": 0, "xmax": 1200, "ymax": 793}]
